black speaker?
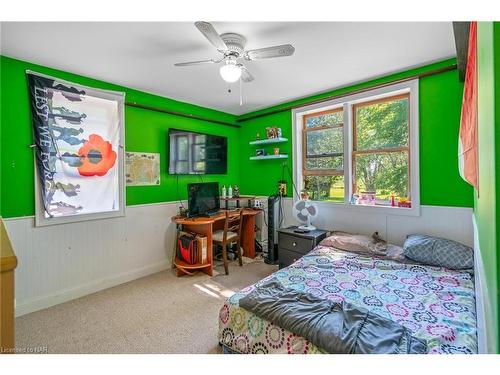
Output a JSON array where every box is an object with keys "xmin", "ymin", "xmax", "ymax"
[{"xmin": 265, "ymin": 194, "xmax": 280, "ymax": 264}]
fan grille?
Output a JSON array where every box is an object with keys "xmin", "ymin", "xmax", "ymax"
[{"xmin": 293, "ymin": 199, "xmax": 318, "ymax": 224}]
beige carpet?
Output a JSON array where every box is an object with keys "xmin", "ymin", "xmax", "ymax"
[{"xmin": 15, "ymin": 258, "xmax": 278, "ymax": 354}]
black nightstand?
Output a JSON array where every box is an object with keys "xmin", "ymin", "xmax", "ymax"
[{"xmin": 277, "ymin": 226, "xmax": 328, "ymax": 269}]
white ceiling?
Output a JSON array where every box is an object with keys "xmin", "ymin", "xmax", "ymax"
[{"xmin": 0, "ymin": 22, "xmax": 456, "ymax": 115}]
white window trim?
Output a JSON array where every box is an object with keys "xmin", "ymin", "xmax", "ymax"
[{"xmin": 292, "ymin": 79, "xmax": 420, "ymax": 217}]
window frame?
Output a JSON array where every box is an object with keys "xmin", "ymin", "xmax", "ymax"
[
  {"xmin": 292, "ymin": 79, "xmax": 420, "ymax": 216},
  {"xmin": 351, "ymin": 93, "xmax": 411, "ymax": 200},
  {"xmin": 302, "ymin": 107, "xmax": 344, "ymax": 177}
]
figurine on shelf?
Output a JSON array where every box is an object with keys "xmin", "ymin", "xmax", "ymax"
[
  {"xmin": 350, "ymin": 194, "xmax": 359, "ymax": 205},
  {"xmin": 256, "ymin": 132, "xmax": 260, "ymax": 140},
  {"xmin": 300, "ymin": 190, "xmax": 310, "ymax": 200},
  {"xmin": 266, "ymin": 126, "xmax": 279, "ymax": 139},
  {"xmin": 398, "ymin": 198, "xmax": 412, "ymax": 208},
  {"xmin": 233, "ymin": 185, "xmax": 240, "ymax": 198},
  {"xmin": 359, "ymin": 191, "xmax": 376, "ymax": 206}
]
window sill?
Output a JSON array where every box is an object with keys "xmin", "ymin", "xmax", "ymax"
[{"xmin": 288, "ymin": 197, "xmax": 421, "ymax": 217}]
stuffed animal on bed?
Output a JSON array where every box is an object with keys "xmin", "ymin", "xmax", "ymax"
[{"xmin": 319, "ymin": 231, "xmax": 404, "ymax": 261}]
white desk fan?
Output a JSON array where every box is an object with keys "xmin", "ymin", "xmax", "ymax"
[{"xmin": 292, "ymin": 199, "xmax": 319, "ymax": 231}]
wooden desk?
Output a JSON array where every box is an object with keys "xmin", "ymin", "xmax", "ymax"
[
  {"xmin": 1, "ymin": 219, "xmax": 17, "ymax": 354},
  {"xmin": 171, "ymin": 208, "xmax": 261, "ymax": 277}
]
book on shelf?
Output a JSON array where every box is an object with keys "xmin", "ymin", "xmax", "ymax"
[{"xmin": 198, "ymin": 235, "xmax": 207, "ymax": 264}]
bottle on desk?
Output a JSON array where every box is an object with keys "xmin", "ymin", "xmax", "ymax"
[
  {"xmin": 228, "ymin": 185, "xmax": 233, "ymax": 198},
  {"xmin": 222, "ymin": 185, "xmax": 227, "ymax": 199}
]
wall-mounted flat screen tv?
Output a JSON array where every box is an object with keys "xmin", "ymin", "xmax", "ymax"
[{"xmin": 168, "ymin": 129, "xmax": 227, "ymax": 175}]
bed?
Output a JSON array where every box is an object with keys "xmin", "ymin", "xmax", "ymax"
[{"xmin": 218, "ymin": 244, "xmax": 477, "ymax": 354}]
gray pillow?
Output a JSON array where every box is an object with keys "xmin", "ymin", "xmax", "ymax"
[{"xmin": 403, "ymin": 234, "xmax": 474, "ymax": 270}]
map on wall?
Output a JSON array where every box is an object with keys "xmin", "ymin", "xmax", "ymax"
[{"xmin": 125, "ymin": 152, "xmax": 160, "ymax": 186}]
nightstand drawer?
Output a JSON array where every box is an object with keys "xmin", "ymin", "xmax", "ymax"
[
  {"xmin": 278, "ymin": 233, "xmax": 314, "ymax": 255},
  {"xmin": 278, "ymin": 248, "xmax": 303, "ymax": 269}
]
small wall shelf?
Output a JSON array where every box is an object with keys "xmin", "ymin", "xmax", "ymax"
[
  {"xmin": 249, "ymin": 137, "xmax": 288, "ymax": 145},
  {"xmin": 250, "ymin": 154, "xmax": 289, "ymax": 160}
]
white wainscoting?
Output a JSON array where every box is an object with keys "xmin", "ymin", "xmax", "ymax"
[
  {"xmin": 280, "ymin": 198, "xmax": 473, "ymax": 247},
  {"xmin": 473, "ymin": 216, "xmax": 497, "ymax": 354},
  {"xmin": 4, "ymin": 198, "xmax": 474, "ymax": 318},
  {"xmin": 4, "ymin": 202, "xmax": 181, "ymax": 317}
]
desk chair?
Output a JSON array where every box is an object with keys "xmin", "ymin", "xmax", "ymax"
[{"xmin": 212, "ymin": 208, "xmax": 243, "ymax": 275}]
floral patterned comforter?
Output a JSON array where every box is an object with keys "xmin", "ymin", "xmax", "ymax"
[{"xmin": 218, "ymin": 246, "xmax": 477, "ymax": 354}]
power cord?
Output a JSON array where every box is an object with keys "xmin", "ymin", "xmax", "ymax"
[
  {"xmin": 285, "ymin": 162, "xmax": 300, "ymax": 198},
  {"xmin": 176, "ymin": 174, "xmax": 185, "ymax": 210}
]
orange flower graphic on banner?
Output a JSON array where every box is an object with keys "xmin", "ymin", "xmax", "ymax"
[{"xmin": 77, "ymin": 134, "xmax": 117, "ymax": 177}]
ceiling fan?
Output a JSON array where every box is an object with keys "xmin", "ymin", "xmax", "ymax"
[{"xmin": 174, "ymin": 21, "xmax": 296, "ymax": 84}]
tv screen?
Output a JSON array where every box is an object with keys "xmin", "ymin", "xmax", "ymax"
[
  {"xmin": 187, "ymin": 182, "xmax": 220, "ymax": 217},
  {"xmin": 168, "ymin": 129, "xmax": 227, "ymax": 175}
]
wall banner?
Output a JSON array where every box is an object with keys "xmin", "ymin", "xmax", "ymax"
[
  {"xmin": 27, "ymin": 71, "xmax": 125, "ymax": 225},
  {"xmin": 458, "ymin": 22, "xmax": 479, "ymax": 192}
]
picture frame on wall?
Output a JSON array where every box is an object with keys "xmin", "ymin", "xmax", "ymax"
[
  {"xmin": 125, "ymin": 152, "xmax": 160, "ymax": 186},
  {"xmin": 256, "ymin": 149, "xmax": 266, "ymax": 156}
]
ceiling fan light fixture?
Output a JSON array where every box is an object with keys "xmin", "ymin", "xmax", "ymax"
[{"xmin": 219, "ymin": 59, "xmax": 241, "ymax": 83}]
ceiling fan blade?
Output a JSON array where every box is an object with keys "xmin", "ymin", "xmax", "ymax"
[
  {"xmin": 240, "ymin": 65, "xmax": 254, "ymax": 82},
  {"xmin": 245, "ymin": 44, "xmax": 295, "ymax": 60},
  {"xmin": 174, "ymin": 59, "xmax": 218, "ymax": 67},
  {"xmin": 194, "ymin": 21, "xmax": 228, "ymax": 51}
]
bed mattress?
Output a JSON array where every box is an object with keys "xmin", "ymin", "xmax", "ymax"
[{"xmin": 218, "ymin": 245, "xmax": 477, "ymax": 354}]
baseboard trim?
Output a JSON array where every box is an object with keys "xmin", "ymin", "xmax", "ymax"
[{"xmin": 15, "ymin": 260, "xmax": 169, "ymax": 317}]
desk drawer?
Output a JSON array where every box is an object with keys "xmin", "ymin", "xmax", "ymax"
[
  {"xmin": 278, "ymin": 233, "xmax": 314, "ymax": 255},
  {"xmin": 278, "ymin": 248, "xmax": 303, "ymax": 269}
]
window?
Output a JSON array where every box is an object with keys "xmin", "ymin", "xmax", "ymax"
[
  {"xmin": 302, "ymin": 108, "xmax": 344, "ymax": 202},
  {"xmin": 293, "ymin": 80, "xmax": 419, "ymax": 215},
  {"xmin": 352, "ymin": 94, "xmax": 410, "ymax": 206}
]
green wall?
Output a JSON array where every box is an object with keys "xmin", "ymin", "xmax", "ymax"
[
  {"xmin": 0, "ymin": 55, "xmax": 239, "ymax": 218},
  {"xmin": 1, "ymin": 30, "xmax": 499, "ymax": 351},
  {"xmin": 238, "ymin": 59, "xmax": 474, "ymax": 208},
  {"xmin": 239, "ymin": 110, "xmax": 293, "ymax": 197},
  {"xmin": 475, "ymin": 21, "xmax": 500, "ymax": 353},
  {"xmin": 2, "ymin": 55, "xmax": 474, "ymax": 219}
]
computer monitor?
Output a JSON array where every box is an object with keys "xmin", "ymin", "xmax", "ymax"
[{"xmin": 187, "ymin": 182, "xmax": 220, "ymax": 217}]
